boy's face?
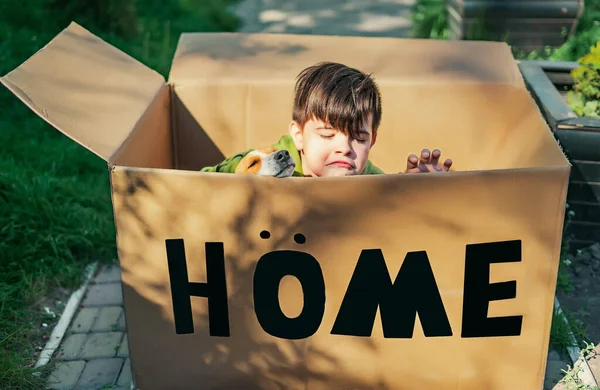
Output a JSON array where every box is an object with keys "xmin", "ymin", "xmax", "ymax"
[{"xmin": 289, "ymin": 115, "xmax": 376, "ymax": 177}]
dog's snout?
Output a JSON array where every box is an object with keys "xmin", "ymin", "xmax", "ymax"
[{"xmin": 274, "ymin": 150, "xmax": 289, "ymax": 160}]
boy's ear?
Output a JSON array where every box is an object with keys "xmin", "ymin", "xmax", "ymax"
[
  {"xmin": 289, "ymin": 121, "xmax": 304, "ymax": 151},
  {"xmin": 370, "ymin": 132, "xmax": 377, "ymax": 148}
]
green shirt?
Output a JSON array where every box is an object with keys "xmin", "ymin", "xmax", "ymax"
[{"xmin": 199, "ymin": 134, "xmax": 384, "ymax": 176}]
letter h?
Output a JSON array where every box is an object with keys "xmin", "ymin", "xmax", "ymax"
[{"xmin": 165, "ymin": 239, "xmax": 230, "ymax": 336}]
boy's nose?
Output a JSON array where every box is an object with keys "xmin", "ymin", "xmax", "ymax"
[
  {"xmin": 274, "ymin": 150, "xmax": 289, "ymax": 160},
  {"xmin": 336, "ymin": 139, "xmax": 352, "ymax": 154}
]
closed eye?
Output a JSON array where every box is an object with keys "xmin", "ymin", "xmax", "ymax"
[{"xmin": 319, "ymin": 134, "xmax": 335, "ymax": 139}]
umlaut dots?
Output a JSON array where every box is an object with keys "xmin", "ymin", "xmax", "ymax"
[
  {"xmin": 294, "ymin": 233, "xmax": 306, "ymax": 244},
  {"xmin": 260, "ymin": 230, "xmax": 305, "ymax": 244}
]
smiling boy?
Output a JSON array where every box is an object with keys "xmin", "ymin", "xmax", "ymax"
[{"xmin": 200, "ymin": 62, "xmax": 453, "ymax": 176}]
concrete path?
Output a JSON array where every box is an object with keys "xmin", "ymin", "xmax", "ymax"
[
  {"xmin": 46, "ymin": 265, "xmax": 131, "ymax": 390},
  {"xmin": 232, "ymin": 0, "xmax": 415, "ymax": 37}
]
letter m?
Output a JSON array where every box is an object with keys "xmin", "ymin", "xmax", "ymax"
[{"xmin": 330, "ymin": 249, "xmax": 452, "ymax": 338}]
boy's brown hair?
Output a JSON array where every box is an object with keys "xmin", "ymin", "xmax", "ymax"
[{"xmin": 292, "ymin": 62, "xmax": 382, "ymax": 141}]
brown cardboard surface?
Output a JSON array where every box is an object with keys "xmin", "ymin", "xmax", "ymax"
[
  {"xmin": 110, "ymin": 84, "xmax": 173, "ymax": 169},
  {"xmin": 111, "ymin": 165, "xmax": 569, "ymax": 390},
  {"xmin": 169, "ymin": 33, "xmax": 523, "ymax": 86},
  {"xmin": 2, "ymin": 22, "xmax": 572, "ymax": 390},
  {"xmin": 0, "ymin": 22, "xmax": 165, "ymax": 162},
  {"xmin": 174, "ymin": 82, "xmax": 567, "ymax": 173}
]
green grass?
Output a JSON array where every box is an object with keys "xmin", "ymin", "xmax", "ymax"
[
  {"xmin": 0, "ymin": 1, "xmax": 239, "ymax": 388},
  {"xmin": 550, "ymin": 304, "xmax": 590, "ymax": 354}
]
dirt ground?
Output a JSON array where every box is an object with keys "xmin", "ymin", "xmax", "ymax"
[
  {"xmin": 557, "ymin": 242, "xmax": 600, "ymax": 345},
  {"xmin": 28, "ymin": 286, "xmax": 71, "ymax": 367}
]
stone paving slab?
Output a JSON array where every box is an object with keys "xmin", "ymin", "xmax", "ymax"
[
  {"xmin": 56, "ymin": 333, "xmax": 88, "ymax": 361},
  {"xmin": 47, "ymin": 361, "xmax": 86, "ymax": 390},
  {"xmin": 94, "ymin": 265, "xmax": 122, "ymax": 284},
  {"xmin": 79, "ymin": 332, "xmax": 124, "ymax": 360},
  {"xmin": 82, "ymin": 283, "xmax": 123, "ymax": 306},
  {"xmin": 91, "ymin": 306, "xmax": 123, "ymax": 332},
  {"xmin": 74, "ymin": 358, "xmax": 123, "ymax": 389},
  {"xmin": 70, "ymin": 308, "xmax": 100, "ymax": 333},
  {"xmin": 117, "ymin": 337, "xmax": 129, "ymax": 358},
  {"xmin": 118, "ymin": 359, "xmax": 133, "ymax": 387}
]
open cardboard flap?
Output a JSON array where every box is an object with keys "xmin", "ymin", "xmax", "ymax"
[{"xmin": 0, "ymin": 22, "xmax": 165, "ymax": 163}]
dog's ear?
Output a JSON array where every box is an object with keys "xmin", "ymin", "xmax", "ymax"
[{"xmin": 235, "ymin": 152, "xmax": 263, "ymax": 174}]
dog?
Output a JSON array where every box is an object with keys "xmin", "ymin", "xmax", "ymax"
[{"xmin": 235, "ymin": 147, "xmax": 296, "ymax": 178}]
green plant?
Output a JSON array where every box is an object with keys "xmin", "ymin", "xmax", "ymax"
[
  {"xmin": 559, "ymin": 342, "xmax": 599, "ymax": 390},
  {"xmin": 550, "ymin": 302, "xmax": 589, "ymax": 353},
  {"xmin": 568, "ymin": 41, "xmax": 600, "ymax": 118},
  {"xmin": 557, "ymin": 204, "xmax": 575, "ymax": 293},
  {"xmin": 410, "ymin": 0, "xmax": 448, "ymax": 39},
  {"xmin": 538, "ymin": 0, "xmax": 600, "ymax": 62}
]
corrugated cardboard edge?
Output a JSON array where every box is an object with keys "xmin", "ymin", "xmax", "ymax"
[
  {"xmin": 169, "ymin": 84, "xmax": 179, "ymax": 170},
  {"xmin": 537, "ymin": 163, "xmax": 572, "ymax": 387}
]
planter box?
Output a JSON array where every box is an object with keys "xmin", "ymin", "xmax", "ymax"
[
  {"xmin": 447, "ymin": 0, "xmax": 585, "ymax": 52},
  {"xmin": 519, "ymin": 60, "xmax": 600, "ymax": 252}
]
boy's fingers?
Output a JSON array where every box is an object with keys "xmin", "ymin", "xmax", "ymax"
[
  {"xmin": 442, "ymin": 159, "xmax": 453, "ymax": 171},
  {"xmin": 407, "ymin": 154, "xmax": 419, "ymax": 170},
  {"xmin": 430, "ymin": 149, "xmax": 440, "ymax": 168},
  {"xmin": 419, "ymin": 149, "xmax": 431, "ymax": 166}
]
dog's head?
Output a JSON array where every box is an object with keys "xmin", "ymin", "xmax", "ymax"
[{"xmin": 235, "ymin": 147, "xmax": 296, "ymax": 178}]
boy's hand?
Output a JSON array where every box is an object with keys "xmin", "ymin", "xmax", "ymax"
[{"xmin": 405, "ymin": 149, "xmax": 453, "ymax": 173}]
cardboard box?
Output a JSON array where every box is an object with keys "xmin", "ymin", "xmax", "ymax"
[{"xmin": 2, "ymin": 22, "xmax": 570, "ymax": 390}]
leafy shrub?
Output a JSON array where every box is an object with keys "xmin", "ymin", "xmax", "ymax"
[
  {"xmin": 48, "ymin": 0, "xmax": 140, "ymax": 38},
  {"xmin": 550, "ymin": 0, "xmax": 600, "ymax": 60},
  {"xmin": 410, "ymin": 0, "xmax": 448, "ymax": 39},
  {"xmin": 568, "ymin": 42, "xmax": 600, "ymax": 118}
]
